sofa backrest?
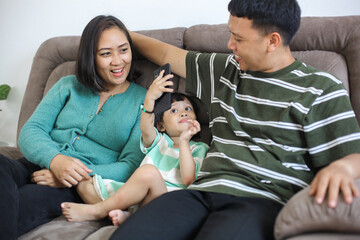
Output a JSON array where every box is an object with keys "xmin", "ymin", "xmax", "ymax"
[{"xmin": 17, "ymin": 16, "xmax": 360, "ymax": 144}]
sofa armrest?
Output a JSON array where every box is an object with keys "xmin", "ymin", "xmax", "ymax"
[
  {"xmin": 274, "ymin": 179, "xmax": 360, "ymax": 240},
  {"xmin": 0, "ymin": 146, "xmax": 24, "ymax": 160}
]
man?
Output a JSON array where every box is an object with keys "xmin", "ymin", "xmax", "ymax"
[{"xmin": 110, "ymin": 0, "xmax": 360, "ymax": 239}]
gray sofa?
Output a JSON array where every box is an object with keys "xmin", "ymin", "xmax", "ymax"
[{"xmin": 1, "ymin": 16, "xmax": 360, "ymax": 240}]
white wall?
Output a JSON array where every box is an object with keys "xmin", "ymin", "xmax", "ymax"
[{"xmin": 0, "ymin": 0, "xmax": 359, "ymax": 146}]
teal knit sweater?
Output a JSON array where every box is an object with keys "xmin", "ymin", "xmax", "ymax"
[{"xmin": 18, "ymin": 75, "xmax": 147, "ymax": 182}]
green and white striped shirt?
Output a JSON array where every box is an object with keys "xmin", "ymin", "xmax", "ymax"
[
  {"xmin": 141, "ymin": 129, "xmax": 209, "ymax": 190},
  {"xmin": 185, "ymin": 51, "xmax": 360, "ymax": 204}
]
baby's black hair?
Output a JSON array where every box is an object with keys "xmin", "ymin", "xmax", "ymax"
[{"xmin": 155, "ymin": 92, "xmax": 199, "ymax": 126}]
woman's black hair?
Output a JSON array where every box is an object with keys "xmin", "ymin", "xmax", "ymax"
[
  {"xmin": 76, "ymin": 15, "xmax": 135, "ymax": 92},
  {"xmin": 228, "ymin": 0, "xmax": 301, "ymax": 45}
]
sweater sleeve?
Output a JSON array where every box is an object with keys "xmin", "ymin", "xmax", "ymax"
[{"xmin": 18, "ymin": 77, "xmax": 71, "ymax": 168}]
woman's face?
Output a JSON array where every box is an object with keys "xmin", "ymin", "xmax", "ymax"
[{"xmin": 95, "ymin": 27, "xmax": 132, "ymax": 92}]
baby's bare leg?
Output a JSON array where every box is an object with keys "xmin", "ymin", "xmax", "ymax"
[
  {"xmin": 61, "ymin": 164, "xmax": 167, "ymax": 222},
  {"xmin": 120, "ymin": 164, "xmax": 168, "ymax": 207},
  {"xmin": 77, "ymin": 178, "xmax": 102, "ymax": 204}
]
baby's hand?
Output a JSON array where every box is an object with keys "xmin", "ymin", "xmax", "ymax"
[
  {"xmin": 145, "ymin": 70, "xmax": 173, "ymax": 102},
  {"xmin": 180, "ymin": 119, "xmax": 201, "ymax": 142}
]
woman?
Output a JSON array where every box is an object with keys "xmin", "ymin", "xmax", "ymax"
[{"xmin": 0, "ymin": 15, "xmax": 146, "ymax": 239}]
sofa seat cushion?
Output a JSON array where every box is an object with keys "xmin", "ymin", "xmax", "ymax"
[
  {"xmin": 0, "ymin": 146, "xmax": 23, "ymax": 159},
  {"xmin": 286, "ymin": 233, "xmax": 360, "ymax": 240},
  {"xmin": 18, "ymin": 216, "xmax": 112, "ymax": 240}
]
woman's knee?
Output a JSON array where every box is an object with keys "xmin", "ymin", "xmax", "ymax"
[
  {"xmin": 0, "ymin": 156, "xmax": 30, "ymax": 186},
  {"xmin": 0, "ymin": 154, "xmax": 16, "ymax": 172}
]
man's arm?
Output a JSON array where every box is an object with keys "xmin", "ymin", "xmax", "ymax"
[
  {"xmin": 309, "ymin": 153, "xmax": 360, "ymax": 208},
  {"xmin": 130, "ymin": 31, "xmax": 188, "ymax": 78}
]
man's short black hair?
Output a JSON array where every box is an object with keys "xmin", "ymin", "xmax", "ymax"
[{"xmin": 228, "ymin": 0, "xmax": 301, "ymax": 45}]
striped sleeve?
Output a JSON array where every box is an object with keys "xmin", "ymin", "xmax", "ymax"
[
  {"xmin": 303, "ymin": 83, "xmax": 360, "ymax": 168},
  {"xmin": 185, "ymin": 51, "xmax": 234, "ymax": 108}
]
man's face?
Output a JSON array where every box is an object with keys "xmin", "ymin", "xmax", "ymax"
[{"xmin": 227, "ymin": 15, "xmax": 269, "ymax": 72}]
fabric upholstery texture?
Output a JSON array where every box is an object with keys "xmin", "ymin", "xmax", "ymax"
[{"xmin": 274, "ymin": 179, "xmax": 360, "ymax": 240}]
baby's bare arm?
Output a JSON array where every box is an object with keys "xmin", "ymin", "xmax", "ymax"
[
  {"xmin": 179, "ymin": 120, "xmax": 201, "ymax": 186},
  {"xmin": 141, "ymin": 71, "xmax": 173, "ymax": 147}
]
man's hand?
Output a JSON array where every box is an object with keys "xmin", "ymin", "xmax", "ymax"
[
  {"xmin": 49, "ymin": 154, "xmax": 92, "ymax": 188},
  {"xmin": 31, "ymin": 169, "xmax": 65, "ymax": 188},
  {"xmin": 309, "ymin": 154, "xmax": 360, "ymax": 208}
]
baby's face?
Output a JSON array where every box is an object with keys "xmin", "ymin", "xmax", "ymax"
[{"xmin": 158, "ymin": 98, "xmax": 196, "ymax": 137}]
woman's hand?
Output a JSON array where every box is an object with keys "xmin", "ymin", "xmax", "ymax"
[
  {"xmin": 309, "ymin": 154, "xmax": 360, "ymax": 208},
  {"xmin": 49, "ymin": 154, "xmax": 92, "ymax": 188},
  {"xmin": 31, "ymin": 169, "xmax": 65, "ymax": 188}
]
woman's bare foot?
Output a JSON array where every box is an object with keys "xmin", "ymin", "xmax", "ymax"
[
  {"xmin": 108, "ymin": 209, "xmax": 131, "ymax": 226},
  {"xmin": 61, "ymin": 202, "xmax": 107, "ymax": 222}
]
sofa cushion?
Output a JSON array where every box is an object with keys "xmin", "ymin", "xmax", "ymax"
[
  {"xmin": 290, "ymin": 16, "xmax": 360, "ymax": 124},
  {"xmin": 292, "ymin": 51, "xmax": 349, "ymax": 91},
  {"xmin": 286, "ymin": 233, "xmax": 360, "ymax": 240},
  {"xmin": 18, "ymin": 216, "xmax": 110, "ymax": 240},
  {"xmin": 0, "ymin": 146, "xmax": 23, "ymax": 159},
  {"xmin": 184, "ymin": 23, "xmax": 231, "ymax": 53},
  {"xmin": 274, "ymin": 179, "xmax": 360, "ymax": 240}
]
